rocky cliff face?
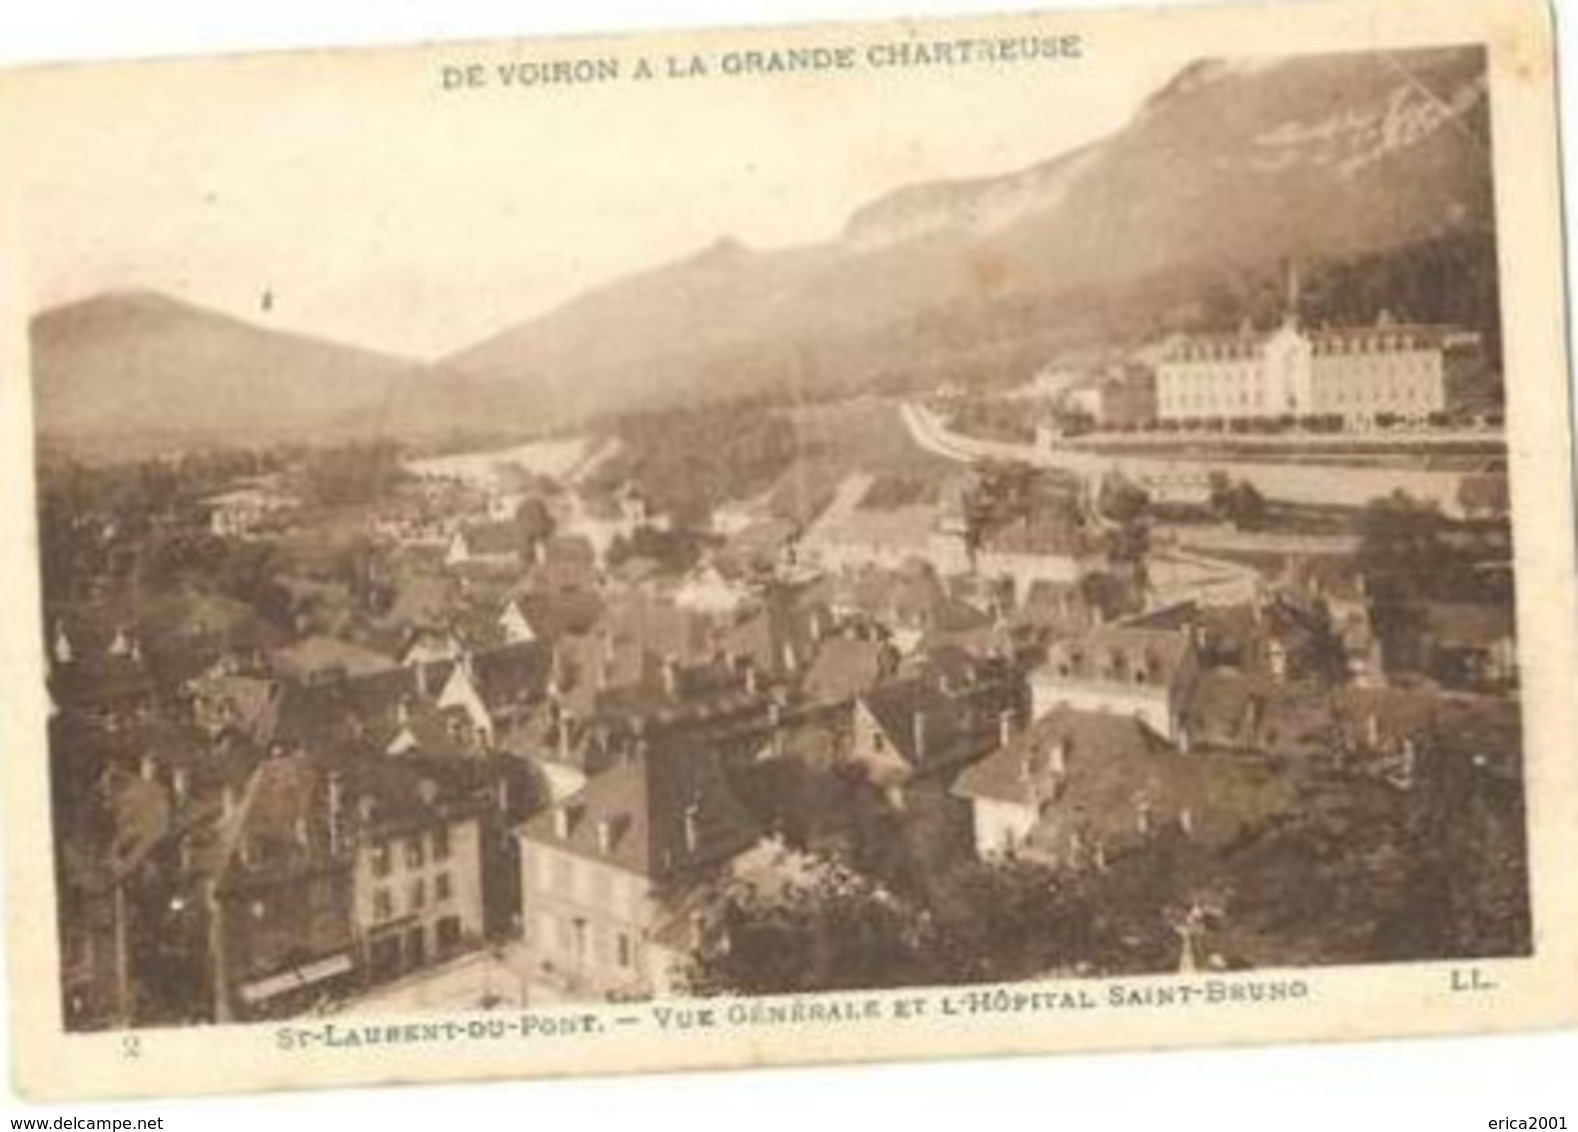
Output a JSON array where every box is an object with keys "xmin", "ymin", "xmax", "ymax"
[
  {"xmin": 35, "ymin": 46, "xmax": 1496, "ymax": 451},
  {"xmin": 447, "ymin": 45, "xmax": 1494, "ymax": 424}
]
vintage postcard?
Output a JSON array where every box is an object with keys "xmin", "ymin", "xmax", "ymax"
[{"xmin": 0, "ymin": 0, "xmax": 1573, "ymax": 1101}]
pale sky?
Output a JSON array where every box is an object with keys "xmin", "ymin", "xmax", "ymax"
[{"xmin": 12, "ymin": 23, "xmax": 1184, "ymax": 359}]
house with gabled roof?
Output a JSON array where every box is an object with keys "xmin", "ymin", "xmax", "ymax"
[
  {"xmin": 952, "ymin": 706, "xmax": 1293, "ymax": 866},
  {"xmin": 849, "ymin": 675, "xmax": 1001, "ymax": 799},
  {"xmin": 802, "ymin": 633, "xmax": 895, "ymax": 704},
  {"xmin": 205, "ymin": 751, "xmax": 488, "ymax": 1019},
  {"xmin": 516, "ymin": 739, "xmax": 759, "ymax": 1001},
  {"xmin": 445, "ymin": 522, "xmax": 523, "ymax": 571},
  {"xmin": 1031, "ymin": 625, "xmax": 1199, "ymax": 744}
]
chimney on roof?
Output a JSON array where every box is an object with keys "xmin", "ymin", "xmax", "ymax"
[
  {"xmin": 552, "ymin": 805, "xmax": 573, "ymax": 840},
  {"xmin": 998, "ymin": 710, "xmax": 1016, "ymax": 749},
  {"xmin": 1179, "ymin": 806, "xmax": 1195, "ymax": 837},
  {"xmin": 414, "ymin": 659, "xmax": 431, "ymax": 699},
  {"xmin": 558, "ymin": 712, "xmax": 573, "ymax": 764},
  {"xmin": 662, "ymin": 655, "xmax": 681, "ymax": 699},
  {"xmin": 172, "ymin": 767, "xmax": 189, "ymax": 803},
  {"xmin": 52, "ymin": 623, "xmax": 73, "ymax": 666},
  {"xmin": 744, "ymin": 661, "xmax": 760, "ymax": 697},
  {"xmin": 1049, "ymin": 736, "xmax": 1069, "ymax": 778},
  {"xmin": 1136, "ymin": 798, "xmax": 1153, "ymax": 837},
  {"xmin": 293, "ymin": 815, "xmax": 310, "ymax": 848},
  {"xmin": 912, "ymin": 710, "xmax": 928, "ymax": 764},
  {"xmin": 221, "ymin": 783, "xmax": 239, "ymax": 822},
  {"xmin": 548, "ymin": 646, "xmax": 566, "ymax": 702},
  {"xmin": 534, "ymin": 537, "xmax": 548, "ymax": 567},
  {"xmin": 1395, "ymin": 738, "xmax": 1418, "ymax": 791},
  {"xmin": 139, "ymin": 755, "xmax": 157, "ymax": 781},
  {"xmin": 682, "ymin": 802, "xmax": 701, "ymax": 855},
  {"xmin": 327, "ymin": 773, "xmax": 345, "ymax": 853},
  {"xmin": 781, "ymin": 640, "xmax": 799, "ymax": 674},
  {"xmin": 595, "ymin": 818, "xmax": 613, "ymax": 854},
  {"xmin": 1366, "ymin": 710, "xmax": 1382, "ymax": 749}
]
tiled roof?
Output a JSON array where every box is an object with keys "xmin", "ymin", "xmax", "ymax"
[
  {"xmin": 267, "ymin": 665, "xmax": 427, "ymax": 752},
  {"xmin": 521, "ymin": 740, "xmax": 759, "ymax": 883},
  {"xmin": 470, "ymin": 640, "xmax": 553, "ymax": 709},
  {"xmin": 48, "ymin": 656, "xmax": 158, "ymax": 714},
  {"xmin": 718, "ymin": 591, "xmax": 821, "ymax": 678},
  {"xmin": 1183, "ymin": 669, "xmax": 1330, "ymax": 756},
  {"xmin": 1331, "ymin": 686, "xmax": 1442, "ymax": 750},
  {"xmin": 953, "ymin": 707, "xmax": 1157, "ymax": 806},
  {"xmin": 803, "ymin": 636, "xmax": 890, "ymax": 703},
  {"xmin": 954, "ymin": 706, "xmax": 1295, "ymax": 856},
  {"xmin": 860, "ymin": 677, "xmax": 994, "ymax": 772},
  {"xmin": 214, "ymin": 751, "xmax": 480, "ymax": 892}
]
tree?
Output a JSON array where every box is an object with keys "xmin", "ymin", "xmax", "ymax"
[
  {"xmin": 684, "ymin": 856, "xmax": 936, "ymax": 996},
  {"xmin": 511, "ymin": 498, "xmax": 555, "ymax": 549},
  {"xmin": 1457, "ymin": 474, "xmax": 1510, "ymax": 521},
  {"xmin": 1209, "ymin": 475, "xmax": 1267, "ymax": 530},
  {"xmin": 302, "ymin": 441, "xmax": 406, "ymax": 507}
]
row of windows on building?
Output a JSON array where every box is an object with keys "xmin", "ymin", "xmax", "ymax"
[
  {"xmin": 371, "ymin": 871, "xmax": 455, "ymax": 922},
  {"xmin": 524, "ymin": 846, "xmax": 643, "ymax": 915},
  {"xmin": 1162, "ymin": 383, "xmax": 1438, "ymax": 409},
  {"xmin": 1164, "ymin": 355, "xmax": 1437, "ymax": 389},
  {"xmin": 532, "ymin": 909, "xmax": 636, "ymax": 971},
  {"xmin": 370, "ymin": 826, "xmax": 451, "ymax": 879},
  {"xmin": 1173, "ymin": 337, "xmax": 1442, "ymax": 363}
]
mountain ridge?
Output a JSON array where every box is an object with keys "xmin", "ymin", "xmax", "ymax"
[{"xmin": 32, "ymin": 45, "xmax": 1497, "ymax": 455}]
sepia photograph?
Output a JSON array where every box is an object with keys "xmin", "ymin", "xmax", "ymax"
[{"xmin": 0, "ymin": 0, "xmax": 1573, "ymax": 1103}]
